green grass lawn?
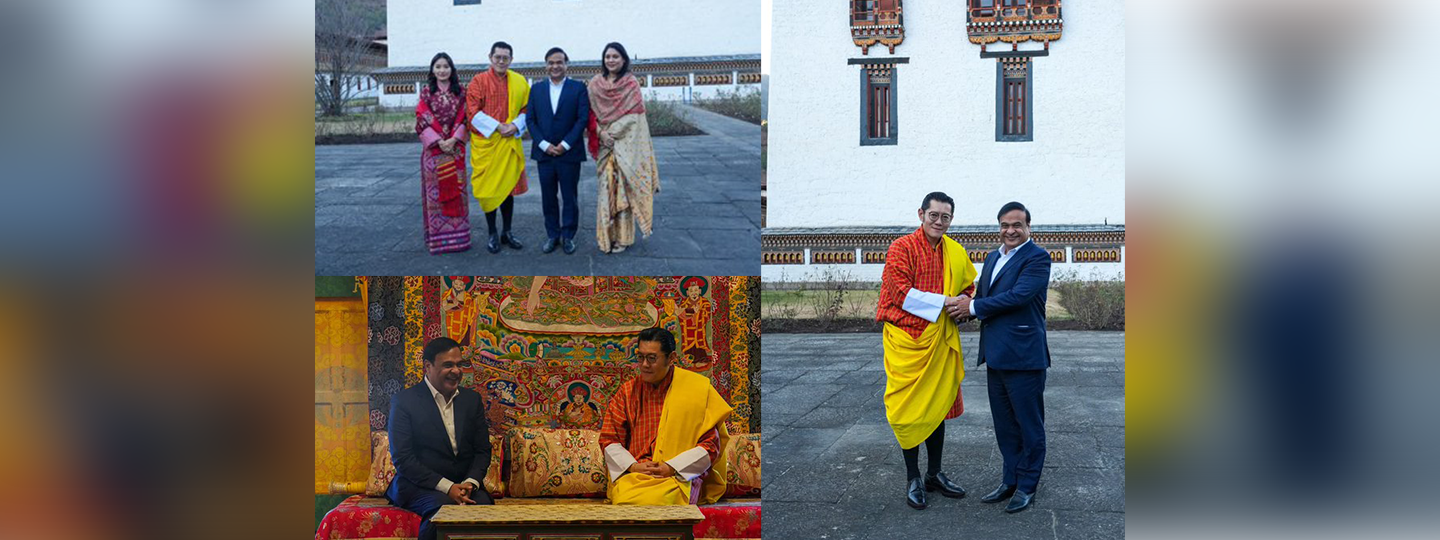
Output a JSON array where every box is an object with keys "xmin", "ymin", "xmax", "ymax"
[{"xmin": 761, "ymin": 288, "xmax": 1073, "ymax": 320}]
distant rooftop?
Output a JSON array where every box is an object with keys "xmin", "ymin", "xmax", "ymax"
[
  {"xmin": 763, "ymin": 224, "xmax": 1125, "ymax": 236},
  {"xmin": 375, "ymin": 53, "xmax": 762, "ymax": 75}
]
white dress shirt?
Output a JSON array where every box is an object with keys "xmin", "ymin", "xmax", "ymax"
[
  {"xmin": 424, "ymin": 377, "xmax": 483, "ymax": 495},
  {"xmin": 538, "ymin": 78, "xmax": 572, "ymax": 153},
  {"xmin": 970, "ymin": 239, "xmax": 1033, "ymax": 318}
]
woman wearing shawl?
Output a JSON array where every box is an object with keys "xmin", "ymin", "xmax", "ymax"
[
  {"xmin": 586, "ymin": 42, "xmax": 660, "ymax": 254},
  {"xmin": 415, "ymin": 52, "xmax": 470, "ymax": 254}
]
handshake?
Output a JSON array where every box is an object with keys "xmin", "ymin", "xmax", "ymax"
[{"xmin": 944, "ymin": 294, "xmax": 975, "ymax": 324}]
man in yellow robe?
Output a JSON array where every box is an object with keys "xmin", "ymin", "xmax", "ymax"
[
  {"xmin": 876, "ymin": 192, "xmax": 978, "ymax": 510},
  {"xmin": 599, "ymin": 327, "xmax": 732, "ymax": 505},
  {"xmin": 466, "ymin": 41, "xmax": 529, "ymax": 254}
]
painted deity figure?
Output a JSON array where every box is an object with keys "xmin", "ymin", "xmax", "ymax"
[
  {"xmin": 559, "ymin": 382, "xmax": 601, "ymax": 426},
  {"xmin": 442, "ymin": 276, "xmax": 484, "ymax": 345},
  {"xmin": 676, "ymin": 277, "xmax": 713, "ymax": 369}
]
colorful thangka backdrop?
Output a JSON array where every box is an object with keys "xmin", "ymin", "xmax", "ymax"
[{"xmin": 363, "ymin": 276, "xmax": 761, "ymax": 436}]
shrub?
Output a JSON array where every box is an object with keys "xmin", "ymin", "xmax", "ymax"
[
  {"xmin": 645, "ymin": 96, "xmax": 704, "ymax": 136},
  {"xmin": 695, "ymin": 88, "xmax": 762, "ymax": 125},
  {"xmin": 1051, "ymin": 270, "xmax": 1125, "ymax": 330}
]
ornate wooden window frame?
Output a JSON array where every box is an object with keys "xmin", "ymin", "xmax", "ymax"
[
  {"xmin": 851, "ymin": 0, "xmax": 905, "ymax": 55},
  {"xmin": 850, "ymin": 58, "xmax": 908, "ymax": 146}
]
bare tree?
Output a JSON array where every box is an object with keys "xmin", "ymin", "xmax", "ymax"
[{"xmin": 315, "ymin": 0, "xmax": 374, "ymax": 117}]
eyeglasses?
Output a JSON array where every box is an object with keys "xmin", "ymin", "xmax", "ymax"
[
  {"xmin": 924, "ymin": 212, "xmax": 952, "ymax": 223},
  {"xmin": 633, "ymin": 354, "xmax": 667, "ymax": 365}
]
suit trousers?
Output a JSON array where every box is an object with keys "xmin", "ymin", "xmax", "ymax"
[
  {"xmin": 987, "ymin": 367, "xmax": 1047, "ymax": 493},
  {"xmin": 387, "ymin": 477, "xmax": 494, "ymax": 540},
  {"xmin": 538, "ymin": 161, "xmax": 581, "ymax": 240}
]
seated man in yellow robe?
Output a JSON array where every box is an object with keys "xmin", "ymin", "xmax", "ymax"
[{"xmin": 599, "ymin": 327, "xmax": 732, "ymax": 505}]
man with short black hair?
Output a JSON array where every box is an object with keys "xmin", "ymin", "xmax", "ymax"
[
  {"xmin": 599, "ymin": 327, "xmax": 733, "ymax": 505},
  {"xmin": 527, "ymin": 46, "xmax": 590, "ymax": 255},
  {"xmin": 876, "ymin": 191, "xmax": 978, "ymax": 510},
  {"xmin": 386, "ymin": 337, "xmax": 493, "ymax": 540},
  {"xmin": 466, "ymin": 41, "xmax": 530, "ymax": 254},
  {"xmin": 954, "ymin": 201, "xmax": 1052, "ymax": 514}
]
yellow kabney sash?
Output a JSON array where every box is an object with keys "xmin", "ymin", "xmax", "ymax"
[
  {"xmin": 609, "ymin": 368, "xmax": 733, "ymax": 505},
  {"xmin": 469, "ymin": 69, "xmax": 529, "ymax": 213},
  {"xmin": 882, "ymin": 235, "xmax": 979, "ymax": 449}
]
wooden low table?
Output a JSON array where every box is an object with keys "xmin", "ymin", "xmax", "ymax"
[{"xmin": 432, "ymin": 503, "xmax": 706, "ymax": 540}]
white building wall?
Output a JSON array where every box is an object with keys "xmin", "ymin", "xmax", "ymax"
[
  {"xmin": 389, "ymin": 0, "xmax": 760, "ymax": 67},
  {"xmin": 768, "ymin": 0, "xmax": 1125, "ymax": 229}
]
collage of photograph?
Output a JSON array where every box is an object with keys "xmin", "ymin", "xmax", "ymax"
[
  {"xmin": 11, "ymin": 0, "xmax": 1440, "ymax": 539},
  {"xmin": 315, "ymin": 1, "xmax": 1122, "ymax": 539}
]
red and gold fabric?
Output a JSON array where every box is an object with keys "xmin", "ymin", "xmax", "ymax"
[
  {"xmin": 314, "ymin": 496, "xmax": 420, "ymax": 540},
  {"xmin": 722, "ymin": 433, "xmax": 761, "ymax": 497},
  {"xmin": 694, "ymin": 503, "xmax": 762, "ymax": 539},
  {"xmin": 505, "ymin": 428, "xmax": 608, "ymax": 498}
]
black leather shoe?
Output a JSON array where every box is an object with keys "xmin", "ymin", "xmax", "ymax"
[
  {"xmin": 980, "ymin": 483, "xmax": 1016, "ymax": 503},
  {"xmin": 905, "ymin": 477, "xmax": 927, "ymax": 510},
  {"xmin": 562, "ymin": 238, "xmax": 576, "ymax": 254},
  {"xmin": 1004, "ymin": 490, "xmax": 1034, "ymax": 513},
  {"xmin": 486, "ymin": 234, "xmax": 501, "ymax": 254},
  {"xmin": 542, "ymin": 238, "xmax": 559, "ymax": 253},
  {"xmin": 924, "ymin": 472, "xmax": 966, "ymax": 498},
  {"xmin": 501, "ymin": 232, "xmax": 523, "ymax": 250}
]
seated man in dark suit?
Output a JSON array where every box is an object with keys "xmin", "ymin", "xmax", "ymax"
[
  {"xmin": 526, "ymin": 46, "xmax": 590, "ymax": 254},
  {"xmin": 386, "ymin": 337, "xmax": 493, "ymax": 540}
]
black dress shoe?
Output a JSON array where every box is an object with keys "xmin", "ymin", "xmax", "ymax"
[
  {"xmin": 1004, "ymin": 490, "xmax": 1034, "ymax": 513},
  {"xmin": 905, "ymin": 477, "xmax": 927, "ymax": 510},
  {"xmin": 924, "ymin": 472, "xmax": 966, "ymax": 498},
  {"xmin": 542, "ymin": 238, "xmax": 559, "ymax": 253},
  {"xmin": 501, "ymin": 232, "xmax": 523, "ymax": 250},
  {"xmin": 486, "ymin": 234, "xmax": 501, "ymax": 254},
  {"xmin": 562, "ymin": 238, "xmax": 576, "ymax": 254},
  {"xmin": 980, "ymin": 483, "xmax": 1016, "ymax": 503}
]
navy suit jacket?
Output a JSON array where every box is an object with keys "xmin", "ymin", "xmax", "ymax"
[
  {"xmin": 387, "ymin": 381, "xmax": 492, "ymax": 493},
  {"xmin": 525, "ymin": 78, "xmax": 589, "ymax": 163},
  {"xmin": 974, "ymin": 241, "xmax": 1053, "ymax": 370}
]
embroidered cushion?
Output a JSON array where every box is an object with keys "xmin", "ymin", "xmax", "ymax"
[
  {"xmin": 505, "ymin": 428, "xmax": 608, "ymax": 498},
  {"xmin": 723, "ymin": 433, "xmax": 761, "ymax": 497}
]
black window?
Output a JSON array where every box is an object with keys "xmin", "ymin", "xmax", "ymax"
[
  {"xmin": 861, "ymin": 65, "xmax": 897, "ymax": 146},
  {"xmin": 996, "ymin": 58, "xmax": 1033, "ymax": 142}
]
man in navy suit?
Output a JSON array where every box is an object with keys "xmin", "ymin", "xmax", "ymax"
[
  {"xmin": 953, "ymin": 201, "xmax": 1051, "ymax": 514},
  {"xmin": 386, "ymin": 337, "xmax": 493, "ymax": 540},
  {"xmin": 526, "ymin": 47, "xmax": 590, "ymax": 254}
]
